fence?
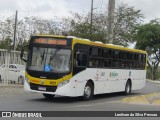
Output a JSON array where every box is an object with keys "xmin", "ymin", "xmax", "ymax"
[{"xmin": 0, "ymin": 49, "xmax": 27, "ymax": 85}]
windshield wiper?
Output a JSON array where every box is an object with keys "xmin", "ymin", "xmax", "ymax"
[{"xmin": 50, "ymin": 48, "xmax": 60, "ymax": 61}]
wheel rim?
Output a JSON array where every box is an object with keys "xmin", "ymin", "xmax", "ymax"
[
  {"xmin": 126, "ymin": 83, "xmax": 130, "ymax": 93},
  {"xmin": 84, "ymin": 86, "xmax": 91, "ymax": 98},
  {"xmin": 18, "ymin": 77, "xmax": 21, "ymax": 82},
  {"xmin": 18, "ymin": 77, "xmax": 23, "ymax": 84}
]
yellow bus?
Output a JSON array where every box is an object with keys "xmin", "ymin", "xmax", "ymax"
[{"xmin": 21, "ymin": 35, "xmax": 147, "ymax": 100}]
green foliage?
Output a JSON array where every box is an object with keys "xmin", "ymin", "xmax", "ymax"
[
  {"xmin": 68, "ymin": 3, "xmax": 143, "ymax": 46},
  {"xmin": 68, "ymin": 12, "xmax": 108, "ymax": 43},
  {"xmin": 0, "ymin": 37, "xmax": 12, "ymax": 50},
  {"xmin": 155, "ymin": 69, "xmax": 160, "ymax": 80},
  {"xmin": 114, "ymin": 3, "xmax": 143, "ymax": 46},
  {"xmin": 0, "ymin": 2, "xmax": 143, "ymax": 49},
  {"xmin": 136, "ymin": 20, "xmax": 160, "ymax": 50},
  {"xmin": 16, "ymin": 40, "xmax": 29, "ymax": 51},
  {"xmin": 136, "ymin": 19, "xmax": 160, "ymax": 80}
]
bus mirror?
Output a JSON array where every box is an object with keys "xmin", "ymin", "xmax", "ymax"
[{"xmin": 20, "ymin": 45, "xmax": 28, "ymax": 62}]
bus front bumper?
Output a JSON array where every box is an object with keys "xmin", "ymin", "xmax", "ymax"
[{"xmin": 24, "ymin": 80, "xmax": 77, "ymax": 97}]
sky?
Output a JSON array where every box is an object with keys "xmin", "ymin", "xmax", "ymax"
[{"xmin": 0, "ymin": 0, "xmax": 160, "ymax": 23}]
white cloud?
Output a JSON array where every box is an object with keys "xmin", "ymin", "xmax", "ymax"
[
  {"xmin": 0, "ymin": 0, "xmax": 106, "ymax": 18},
  {"xmin": 122, "ymin": 0, "xmax": 160, "ymax": 22},
  {"xmin": 0, "ymin": 0, "xmax": 160, "ymax": 22},
  {"xmin": 0, "ymin": 0, "xmax": 72, "ymax": 18},
  {"xmin": 19, "ymin": 0, "xmax": 70, "ymax": 17}
]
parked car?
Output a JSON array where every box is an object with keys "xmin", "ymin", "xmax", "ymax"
[{"xmin": 0, "ymin": 64, "xmax": 25, "ymax": 84}]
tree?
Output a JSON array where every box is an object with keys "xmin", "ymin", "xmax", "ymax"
[
  {"xmin": 0, "ymin": 16, "xmax": 15, "ymax": 42},
  {"xmin": 67, "ymin": 3, "xmax": 143, "ymax": 46},
  {"xmin": 0, "ymin": 2, "xmax": 143, "ymax": 49},
  {"xmin": 0, "ymin": 16, "xmax": 64, "ymax": 50},
  {"xmin": 68, "ymin": 12, "xmax": 107, "ymax": 42},
  {"xmin": 135, "ymin": 19, "xmax": 160, "ymax": 80},
  {"xmin": 113, "ymin": 3, "xmax": 143, "ymax": 46},
  {"xmin": 0, "ymin": 37, "xmax": 12, "ymax": 50}
]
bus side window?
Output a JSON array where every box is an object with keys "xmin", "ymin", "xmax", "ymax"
[
  {"xmin": 89, "ymin": 58, "xmax": 100, "ymax": 68},
  {"xmin": 75, "ymin": 51, "xmax": 87, "ymax": 67}
]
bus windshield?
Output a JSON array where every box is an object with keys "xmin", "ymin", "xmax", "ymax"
[{"xmin": 29, "ymin": 47, "xmax": 71, "ymax": 73}]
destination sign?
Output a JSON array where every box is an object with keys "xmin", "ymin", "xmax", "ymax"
[{"xmin": 34, "ymin": 38, "xmax": 68, "ymax": 45}]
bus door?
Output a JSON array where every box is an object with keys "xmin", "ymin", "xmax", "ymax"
[
  {"xmin": 73, "ymin": 50, "xmax": 88, "ymax": 95},
  {"xmin": 73, "ymin": 50, "xmax": 88, "ymax": 75}
]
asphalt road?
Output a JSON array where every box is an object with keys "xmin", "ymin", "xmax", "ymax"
[{"xmin": 0, "ymin": 81, "xmax": 160, "ymax": 111}]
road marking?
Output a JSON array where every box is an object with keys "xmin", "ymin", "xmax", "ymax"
[
  {"xmin": 74, "ymin": 104, "xmax": 95, "ymax": 107},
  {"xmin": 152, "ymin": 100, "xmax": 160, "ymax": 105},
  {"xmin": 72, "ymin": 92, "xmax": 160, "ymax": 108},
  {"xmin": 120, "ymin": 92, "xmax": 160, "ymax": 105},
  {"xmin": 73, "ymin": 101, "xmax": 111, "ymax": 108}
]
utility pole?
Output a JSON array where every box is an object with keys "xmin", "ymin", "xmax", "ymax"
[
  {"xmin": 13, "ymin": 10, "xmax": 18, "ymax": 51},
  {"xmin": 90, "ymin": 0, "xmax": 93, "ymax": 40},
  {"xmin": 108, "ymin": 0, "xmax": 115, "ymax": 43}
]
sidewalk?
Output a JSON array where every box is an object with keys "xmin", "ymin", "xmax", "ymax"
[
  {"xmin": 0, "ymin": 83, "xmax": 23, "ymax": 87},
  {"xmin": 146, "ymin": 79, "xmax": 160, "ymax": 84},
  {"xmin": 0, "ymin": 83, "xmax": 24, "ymax": 96}
]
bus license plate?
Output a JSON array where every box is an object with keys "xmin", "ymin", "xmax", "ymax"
[{"xmin": 38, "ymin": 86, "xmax": 46, "ymax": 91}]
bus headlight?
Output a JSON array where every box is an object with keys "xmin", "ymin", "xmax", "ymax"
[{"xmin": 58, "ymin": 80, "xmax": 69, "ymax": 88}]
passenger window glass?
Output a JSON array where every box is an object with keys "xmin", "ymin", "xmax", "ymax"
[
  {"xmin": 11, "ymin": 65, "xmax": 16, "ymax": 68},
  {"xmin": 75, "ymin": 51, "xmax": 87, "ymax": 67},
  {"xmin": 90, "ymin": 47, "xmax": 98, "ymax": 56},
  {"xmin": 89, "ymin": 58, "xmax": 100, "ymax": 68}
]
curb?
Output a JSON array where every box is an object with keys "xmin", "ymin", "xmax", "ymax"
[
  {"xmin": 0, "ymin": 83, "xmax": 23, "ymax": 88},
  {"xmin": 0, "ymin": 85, "xmax": 23, "ymax": 88},
  {"xmin": 146, "ymin": 79, "xmax": 160, "ymax": 84}
]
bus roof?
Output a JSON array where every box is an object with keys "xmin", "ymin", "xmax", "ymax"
[
  {"xmin": 72, "ymin": 37, "xmax": 147, "ymax": 54},
  {"xmin": 34, "ymin": 35, "xmax": 147, "ymax": 54}
]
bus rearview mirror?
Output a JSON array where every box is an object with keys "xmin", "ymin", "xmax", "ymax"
[{"xmin": 20, "ymin": 45, "xmax": 28, "ymax": 62}]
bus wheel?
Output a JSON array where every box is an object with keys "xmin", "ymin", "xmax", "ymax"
[
  {"xmin": 43, "ymin": 93, "xmax": 55, "ymax": 99},
  {"xmin": 82, "ymin": 82, "xmax": 93, "ymax": 100},
  {"xmin": 0, "ymin": 75, "xmax": 2, "ymax": 83},
  {"xmin": 124, "ymin": 81, "xmax": 131, "ymax": 95},
  {"xmin": 18, "ymin": 76, "xmax": 24, "ymax": 85}
]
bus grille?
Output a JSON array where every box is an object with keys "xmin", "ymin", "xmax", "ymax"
[{"xmin": 30, "ymin": 83, "xmax": 57, "ymax": 92}]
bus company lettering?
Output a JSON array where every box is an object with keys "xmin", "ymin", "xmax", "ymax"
[
  {"xmin": 95, "ymin": 70, "xmax": 100, "ymax": 80},
  {"xmin": 50, "ymin": 81, "xmax": 56, "ymax": 85},
  {"xmin": 129, "ymin": 71, "xmax": 131, "ymax": 77},
  {"xmin": 110, "ymin": 72, "xmax": 118, "ymax": 78},
  {"xmin": 31, "ymin": 79, "xmax": 39, "ymax": 83},
  {"xmin": 95, "ymin": 70, "xmax": 105, "ymax": 80}
]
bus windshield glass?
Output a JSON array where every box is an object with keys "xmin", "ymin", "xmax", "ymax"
[{"xmin": 29, "ymin": 47, "xmax": 71, "ymax": 73}]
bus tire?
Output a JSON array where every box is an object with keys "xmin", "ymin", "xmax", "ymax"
[
  {"xmin": 82, "ymin": 82, "xmax": 94, "ymax": 100},
  {"xmin": 0, "ymin": 75, "xmax": 2, "ymax": 83},
  {"xmin": 124, "ymin": 80, "xmax": 131, "ymax": 95},
  {"xmin": 43, "ymin": 93, "xmax": 55, "ymax": 99},
  {"xmin": 18, "ymin": 76, "xmax": 24, "ymax": 85}
]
